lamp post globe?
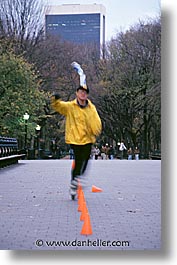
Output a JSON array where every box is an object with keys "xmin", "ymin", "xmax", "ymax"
[{"xmin": 23, "ymin": 113, "xmax": 30, "ymax": 121}]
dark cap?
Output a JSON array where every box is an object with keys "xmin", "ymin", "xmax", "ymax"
[{"xmin": 76, "ymin": 85, "xmax": 89, "ymax": 94}]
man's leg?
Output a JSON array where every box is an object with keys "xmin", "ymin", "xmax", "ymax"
[
  {"xmin": 69, "ymin": 145, "xmax": 85, "ymax": 198},
  {"xmin": 71, "ymin": 144, "xmax": 92, "ymax": 178},
  {"xmin": 80, "ymin": 143, "xmax": 92, "ymax": 175},
  {"xmin": 71, "ymin": 145, "xmax": 83, "ymax": 181}
]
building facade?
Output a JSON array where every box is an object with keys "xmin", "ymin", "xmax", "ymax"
[{"xmin": 45, "ymin": 4, "xmax": 106, "ymax": 57}]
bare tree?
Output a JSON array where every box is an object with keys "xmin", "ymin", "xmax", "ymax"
[
  {"xmin": 97, "ymin": 18, "xmax": 161, "ymax": 156},
  {"xmin": 0, "ymin": 0, "xmax": 46, "ymax": 48}
]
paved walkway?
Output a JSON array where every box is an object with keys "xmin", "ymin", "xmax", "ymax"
[{"xmin": 0, "ymin": 160, "xmax": 161, "ymax": 250}]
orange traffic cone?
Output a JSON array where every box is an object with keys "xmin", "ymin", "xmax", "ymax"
[
  {"xmin": 77, "ymin": 182, "xmax": 82, "ymax": 199},
  {"xmin": 91, "ymin": 185, "xmax": 103, "ymax": 193},
  {"xmin": 80, "ymin": 202, "xmax": 88, "ymax": 221},
  {"xmin": 80, "ymin": 213, "xmax": 92, "ymax": 235},
  {"xmin": 78, "ymin": 190, "xmax": 85, "ymax": 212}
]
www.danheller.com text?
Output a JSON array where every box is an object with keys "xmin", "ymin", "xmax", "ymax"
[{"xmin": 35, "ymin": 238, "xmax": 130, "ymax": 248}]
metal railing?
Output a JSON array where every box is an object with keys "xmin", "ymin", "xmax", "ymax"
[{"xmin": 0, "ymin": 137, "xmax": 18, "ymax": 158}]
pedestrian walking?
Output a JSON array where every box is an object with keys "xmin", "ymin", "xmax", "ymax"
[
  {"xmin": 101, "ymin": 145, "xmax": 106, "ymax": 160},
  {"xmin": 119, "ymin": 140, "xmax": 127, "ymax": 159},
  {"xmin": 105, "ymin": 143, "xmax": 110, "ymax": 160},
  {"xmin": 94, "ymin": 146, "xmax": 100, "ymax": 160},
  {"xmin": 109, "ymin": 145, "xmax": 114, "ymax": 160},
  {"xmin": 134, "ymin": 146, "xmax": 140, "ymax": 160},
  {"xmin": 127, "ymin": 147, "xmax": 133, "ymax": 160},
  {"xmin": 69, "ymin": 148, "xmax": 74, "ymax": 159},
  {"xmin": 51, "ymin": 62, "xmax": 102, "ymax": 199}
]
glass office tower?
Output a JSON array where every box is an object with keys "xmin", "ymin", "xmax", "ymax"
[{"xmin": 45, "ymin": 4, "xmax": 106, "ymax": 57}]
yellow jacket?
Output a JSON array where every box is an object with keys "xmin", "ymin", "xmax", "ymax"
[{"xmin": 51, "ymin": 97, "xmax": 102, "ymax": 145}]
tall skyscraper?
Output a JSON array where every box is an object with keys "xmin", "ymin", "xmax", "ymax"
[{"xmin": 45, "ymin": 4, "xmax": 106, "ymax": 57}]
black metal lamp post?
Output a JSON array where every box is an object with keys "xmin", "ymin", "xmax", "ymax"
[
  {"xmin": 36, "ymin": 124, "xmax": 41, "ymax": 159},
  {"xmin": 23, "ymin": 112, "xmax": 29, "ymax": 151}
]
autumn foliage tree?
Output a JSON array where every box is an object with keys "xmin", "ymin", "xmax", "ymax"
[{"xmin": 0, "ymin": 50, "xmax": 45, "ymax": 146}]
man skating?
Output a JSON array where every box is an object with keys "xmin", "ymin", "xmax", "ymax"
[{"xmin": 51, "ymin": 63, "xmax": 102, "ymax": 199}]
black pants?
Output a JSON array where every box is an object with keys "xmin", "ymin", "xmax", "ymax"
[{"xmin": 70, "ymin": 143, "xmax": 92, "ymax": 181}]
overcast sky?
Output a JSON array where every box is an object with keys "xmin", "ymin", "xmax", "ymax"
[{"xmin": 46, "ymin": 0, "xmax": 160, "ymax": 41}]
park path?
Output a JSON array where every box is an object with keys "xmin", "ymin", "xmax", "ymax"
[{"xmin": 0, "ymin": 160, "xmax": 161, "ymax": 250}]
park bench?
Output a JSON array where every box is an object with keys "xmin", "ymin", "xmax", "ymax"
[
  {"xmin": 150, "ymin": 150, "xmax": 161, "ymax": 160},
  {"xmin": 150, "ymin": 154, "xmax": 161, "ymax": 160},
  {"xmin": 0, "ymin": 137, "xmax": 26, "ymax": 168}
]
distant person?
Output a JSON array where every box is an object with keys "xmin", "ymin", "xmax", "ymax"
[
  {"xmin": 134, "ymin": 146, "xmax": 140, "ymax": 160},
  {"xmin": 134, "ymin": 147, "xmax": 140, "ymax": 160},
  {"xmin": 119, "ymin": 140, "xmax": 127, "ymax": 159},
  {"xmin": 101, "ymin": 145, "xmax": 106, "ymax": 160},
  {"xmin": 94, "ymin": 146, "xmax": 100, "ymax": 160},
  {"xmin": 127, "ymin": 147, "xmax": 133, "ymax": 160},
  {"xmin": 69, "ymin": 148, "xmax": 74, "ymax": 159},
  {"xmin": 104, "ymin": 143, "xmax": 110, "ymax": 160},
  {"xmin": 109, "ymin": 145, "xmax": 114, "ymax": 160}
]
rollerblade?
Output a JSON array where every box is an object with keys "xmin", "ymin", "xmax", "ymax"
[{"xmin": 69, "ymin": 179, "xmax": 78, "ymax": 200}]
